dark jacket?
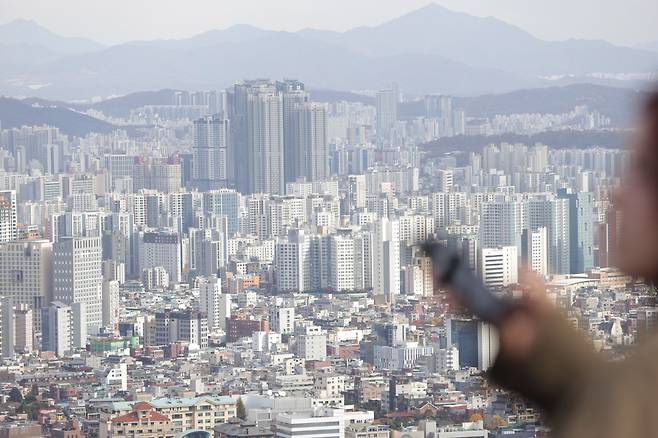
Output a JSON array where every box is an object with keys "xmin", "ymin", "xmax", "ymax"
[{"xmin": 489, "ymin": 313, "xmax": 658, "ymax": 437}]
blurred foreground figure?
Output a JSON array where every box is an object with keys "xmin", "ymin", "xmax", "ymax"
[{"xmin": 489, "ymin": 92, "xmax": 658, "ymax": 438}]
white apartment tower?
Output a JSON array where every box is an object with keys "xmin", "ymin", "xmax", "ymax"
[
  {"xmin": 522, "ymin": 227, "xmax": 548, "ymax": 277},
  {"xmin": 294, "ymin": 102, "xmax": 329, "ymax": 182},
  {"xmin": 0, "ymin": 191, "xmax": 17, "ymax": 243},
  {"xmin": 53, "ymin": 237, "xmax": 102, "ymax": 335},
  {"xmin": 329, "ymin": 234, "xmax": 355, "ymax": 292},
  {"xmin": 269, "ymin": 306, "xmax": 295, "ymax": 335},
  {"xmin": 101, "ymin": 280, "xmax": 120, "ymax": 334},
  {"xmin": 0, "ymin": 240, "xmax": 53, "ymax": 328},
  {"xmin": 275, "ymin": 230, "xmax": 311, "ymax": 293},
  {"xmin": 372, "ymin": 218, "xmax": 401, "ymax": 301},
  {"xmin": 139, "ymin": 230, "xmax": 182, "ymax": 284},
  {"xmin": 41, "ymin": 301, "xmax": 86, "ymax": 357},
  {"xmin": 479, "ymin": 246, "xmax": 519, "ymax": 288},
  {"xmin": 199, "ymin": 276, "xmax": 231, "ymax": 331}
]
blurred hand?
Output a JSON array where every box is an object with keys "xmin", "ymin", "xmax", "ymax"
[{"xmin": 497, "ymin": 271, "xmax": 553, "ymax": 361}]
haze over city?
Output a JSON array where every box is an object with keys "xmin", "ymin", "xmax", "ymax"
[
  {"xmin": 0, "ymin": 1, "xmax": 656, "ymax": 438},
  {"xmin": 2, "ymin": 0, "xmax": 658, "ymax": 46}
]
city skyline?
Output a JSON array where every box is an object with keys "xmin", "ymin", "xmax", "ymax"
[{"xmin": 0, "ymin": 1, "xmax": 655, "ymax": 437}]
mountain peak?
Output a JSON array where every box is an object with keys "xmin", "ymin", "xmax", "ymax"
[
  {"xmin": 3, "ymin": 18, "xmax": 39, "ymax": 27},
  {"xmin": 412, "ymin": 2, "xmax": 454, "ymax": 14},
  {"xmin": 0, "ymin": 18, "xmax": 52, "ymax": 35},
  {"xmin": 224, "ymin": 24, "xmax": 262, "ymax": 33},
  {"xmin": 0, "ymin": 18, "xmax": 104, "ymax": 54}
]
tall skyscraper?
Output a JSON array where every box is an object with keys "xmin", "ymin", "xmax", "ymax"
[
  {"xmin": 372, "ymin": 218, "xmax": 401, "ymax": 302},
  {"xmin": 101, "ymin": 279, "xmax": 120, "ymax": 334},
  {"xmin": 0, "ymin": 191, "xmax": 17, "ymax": 243},
  {"xmin": 376, "ymin": 89, "xmax": 398, "ymax": 146},
  {"xmin": 1, "ymin": 297, "xmax": 14, "ymax": 359},
  {"xmin": 231, "ymin": 81, "xmax": 285, "ymax": 195},
  {"xmin": 425, "ymin": 95, "xmax": 453, "ymax": 137},
  {"xmin": 522, "ymin": 227, "xmax": 549, "ymax": 277},
  {"xmin": 329, "ymin": 234, "xmax": 355, "ymax": 292},
  {"xmin": 14, "ymin": 304, "xmax": 33, "ymax": 354},
  {"xmin": 479, "ymin": 199, "xmax": 523, "ymax": 255},
  {"xmin": 279, "ymin": 80, "xmax": 309, "ymax": 184},
  {"xmin": 192, "ymin": 115, "xmax": 230, "ymax": 190},
  {"xmin": 203, "ymin": 189, "xmax": 241, "ymax": 236},
  {"xmin": 0, "ymin": 240, "xmax": 53, "ymax": 334},
  {"xmin": 139, "ymin": 230, "xmax": 182, "ymax": 284},
  {"xmin": 526, "ymin": 198, "xmax": 571, "ymax": 275},
  {"xmin": 275, "ymin": 229, "xmax": 312, "ymax": 293},
  {"xmin": 347, "ymin": 175, "xmax": 366, "ymax": 211},
  {"xmin": 199, "ymin": 276, "xmax": 230, "ymax": 331},
  {"xmin": 447, "ymin": 318, "xmax": 499, "ymax": 371},
  {"xmin": 53, "ymin": 236, "xmax": 102, "ymax": 335},
  {"xmin": 558, "ymin": 189, "xmax": 595, "ymax": 274},
  {"xmin": 294, "ymin": 102, "xmax": 329, "ymax": 182},
  {"xmin": 42, "ymin": 301, "xmax": 86, "ymax": 357}
]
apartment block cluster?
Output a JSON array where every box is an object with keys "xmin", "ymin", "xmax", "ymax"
[{"xmin": 0, "ymin": 78, "xmax": 640, "ymax": 438}]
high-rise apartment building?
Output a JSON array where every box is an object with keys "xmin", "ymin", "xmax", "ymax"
[
  {"xmin": 522, "ymin": 227, "xmax": 549, "ymax": 277},
  {"xmin": 558, "ymin": 189, "xmax": 594, "ymax": 274},
  {"xmin": 203, "ymin": 189, "xmax": 241, "ymax": 236},
  {"xmin": 154, "ymin": 309, "xmax": 209, "ymax": 348},
  {"xmin": 42, "ymin": 301, "xmax": 86, "ymax": 357},
  {"xmin": 199, "ymin": 276, "xmax": 231, "ymax": 331},
  {"xmin": 1, "ymin": 297, "xmax": 14, "ymax": 359},
  {"xmin": 101, "ymin": 280, "xmax": 120, "ymax": 334},
  {"xmin": 275, "ymin": 229, "xmax": 313, "ymax": 293},
  {"xmin": 293, "ymin": 102, "xmax": 328, "ymax": 182},
  {"xmin": 347, "ymin": 175, "xmax": 366, "ymax": 210},
  {"xmin": 376, "ymin": 89, "xmax": 398, "ymax": 146},
  {"xmin": 0, "ymin": 240, "xmax": 53, "ymax": 325},
  {"xmin": 268, "ymin": 306, "xmax": 295, "ymax": 335},
  {"xmin": 329, "ymin": 234, "xmax": 355, "ymax": 292},
  {"xmin": 192, "ymin": 115, "xmax": 230, "ymax": 190},
  {"xmin": 14, "ymin": 304, "xmax": 33, "ymax": 354},
  {"xmin": 231, "ymin": 81, "xmax": 285, "ymax": 195},
  {"xmin": 53, "ymin": 237, "xmax": 102, "ymax": 335},
  {"xmin": 279, "ymin": 80, "xmax": 309, "ymax": 185},
  {"xmin": 526, "ymin": 198, "xmax": 571, "ymax": 275},
  {"xmin": 372, "ymin": 218, "xmax": 401, "ymax": 301},
  {"xmin": 479, "ymin": 246, "xmax": 519, "ymax": 288},
  {"xmin": 139, "ymin": 230, "xmax": 182, "ymax": 284},
  {"xmin": 0, "ymin": 191, "xmax": 17, "ymax": 242},
  {"xmin": 425, "ymin": 95, "xmax": 453, "ymax": 137},
  {"xmin": 447, "ymin": 318, "xmax": 499, "ymax": 371},
  {"xmin": 479, "ymin": 199, "xmax": 524, "ymax": 253}
]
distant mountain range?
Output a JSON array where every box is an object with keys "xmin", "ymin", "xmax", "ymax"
[
  {"xmin": 0, "ymin": 97, "xmax": 118, "ymax": 136},
  {"xmin": 0, "ymin": 18, "xmax": 103, "ymax": 55},
  {"xmin": 0, "ymin": 83, "xmax": 642, "ymax": 137},
  {"xmin": 638, "ymin": 41, "xmax": 658, "ymax": 53},
  {"xmin": 421, "ymin": 130, "xmax": 630, "ymax": 156},
  {"xmin": 399, "ymin": 83, "xmax": 644, "ymax": 127},
  {"xmin": 1, "ymin": 5, "xmax": 657, "ymax": 100}
]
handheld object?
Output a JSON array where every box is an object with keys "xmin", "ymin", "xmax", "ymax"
[{"xmin": 421, "ymin": 241, "xmax": 512, "ymax": 324}]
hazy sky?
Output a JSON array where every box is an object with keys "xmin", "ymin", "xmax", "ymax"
[{"xmin": 1, "ymin": 0, "xmax": 658, "ymax": 47}]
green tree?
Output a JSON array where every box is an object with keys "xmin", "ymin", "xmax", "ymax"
[
  {"xmin": 8, "ymin": 387, "xmax": 23, "ymax": 403},
  {"xmin": 236, "ymin": 398, "xmax": 246, "ymax": 419}
]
